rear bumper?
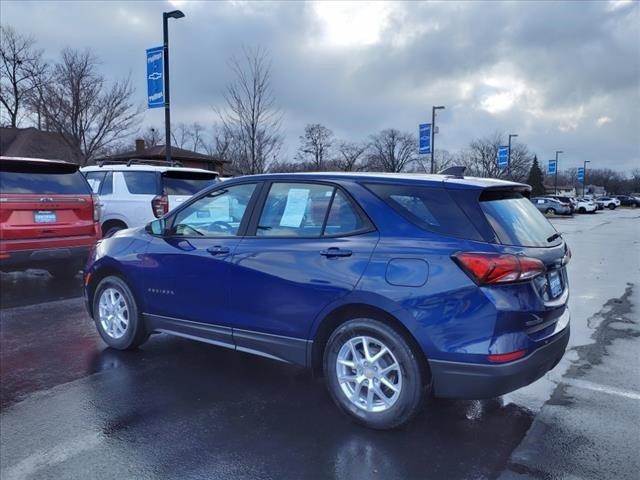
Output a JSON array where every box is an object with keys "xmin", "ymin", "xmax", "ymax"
[
  {"xmin": 0, "ymin": 246, "xmax": 91, "ymax": 271},
  {"xmin": 429, "ymin": 324, "xmax": 570, "ymax": 399}
]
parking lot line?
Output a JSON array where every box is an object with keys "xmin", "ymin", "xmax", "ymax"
[{"xmin": 561, "ymin": 377, "xmax": 640, "ymax": 400}]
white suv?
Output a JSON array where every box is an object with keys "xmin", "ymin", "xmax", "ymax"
[
  {"xmin": 81, "ymin": 162, "xmax": 219, "ymax": 237},
  {"xmin": 595, "ymin": 197, "xmax": 621, "ymax": 210}
]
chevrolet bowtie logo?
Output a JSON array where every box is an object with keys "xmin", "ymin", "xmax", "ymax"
[{"xmin": 148, "ymin": 72, "xmax": 162, "ymax": 81}]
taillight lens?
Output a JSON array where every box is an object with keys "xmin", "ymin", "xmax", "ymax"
[
  {"xmin": 453, "ymin": 252, "xmax": 545, "ymax": 285},
  {"xmin": 91, "ymin": 194, "xmax": 101, "ymax": 222},
  {"xmin": 152, "ymin": 195, "xmax": 168, "ymax": 218}
]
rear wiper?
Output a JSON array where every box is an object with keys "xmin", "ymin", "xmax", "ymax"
[{"xmin": 547, "ymin": 232, "xmax": 562, "ymax": 243}]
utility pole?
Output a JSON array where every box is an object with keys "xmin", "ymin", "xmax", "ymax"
[
  {"xmin": 163, "ymin": 10, "xmax": 185, "ymax": 166},
  {"xmin": 430, "ymin": 106, "xmax": 445, "ymax": 173},
  {"xmin": 583, "ymin": 160, "xmax": 591, "ymax": 197},
  {"xmin": 554, "ymin": 150, "xmax": 563, "ymax": 195}
]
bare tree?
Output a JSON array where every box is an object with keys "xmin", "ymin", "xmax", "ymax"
[
  {"xmin": 460, "ymin": 132, "xmax": 531, "ymax": 181},
  {"xmin": 367, "ymin": 129, "xmax": 417, "ymax": 173},
  {"xmin": 334, "ymin": 141, "xmax": 367, "ymax": 171},
  {"xmin": 40, "ymin": 48, "xmax": 141, "ymax": 164},
  {"xmin": 0, "ymin": 26, "xmax": 48, "ymax": 127},
  {"xmin": 171, "ymin": 122, "xmax": 190, "ymax": 149},
  {"xmin": 217, "ymin": 47, "xmax": 282, "ymax": 175},
  {"xmin": 142, "ymin": 126, "xmax": 162, "ymax": 148},
  {"xmin": 205, "ymin": 122, "xmax": 234, "ymax": 162},
  {"xmin": 296, "ymin": 123, "xmax": 334, "ymax": 170}
]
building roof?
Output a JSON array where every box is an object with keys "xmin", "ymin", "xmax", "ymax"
[
  {"xmin": 98, "ymin": 144, "xmax": 227, "ymax": 167},
  {"xmin": 0, "ymin": 127, "xmax": 78, "ymax": 162}
]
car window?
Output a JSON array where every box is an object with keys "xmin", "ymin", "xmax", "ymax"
[
  {"xmin": 365, "ymin": 183, "xmax": 481, "ymax": 239},
  {"xmin": 162, "ymin": 172, "xmax": 218, "ymax": 195},
  {"xmin": 170, "ymin": 183, "xmax": 257, "ymax": 237},
  {"xmin": 257, "ymin": 183, "xmax": 334, "ymax": 237},
  {"xmin": 323, "ymin": 190, "xmax": 368, "ymax": 236},
  {"xmin": 0, "ymin": 163, "xmax": 90, "ymax": 194},
  {"xmin": 122, "ymin": 171, "xmax": 158, "ymax": 195},
  {"xmin": 84, "ymin": 172, "xmax": 106, "ymax": 194}
]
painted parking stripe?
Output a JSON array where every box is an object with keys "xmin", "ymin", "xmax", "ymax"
[{"xmin": 562, "ymin": 378, "xmax": 640, "ymax": 400}]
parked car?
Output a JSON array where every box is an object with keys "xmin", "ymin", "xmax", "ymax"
[
  {"xmin": 81, "ymin": 161, "xmax": 219, "ymax": 237},
  {"xmin": 574, "ymin": 198, "xmax": 597, "ymax": 214},
  {"xmin": 0, "ymin": 156, "xmax": 101, "ymax": 278},
  {"xmin": 84, "ymin": 172, "xmax": 570, "ymax": 429},
  {"xmin": 613, "ymin": 195, "xmax": 639, "ymax": 208},
  {"xmin": 595, "ymin": 197, "xmax": 620, "ymax": 210},
  {"xmin": 548, "ymin": 195, "xmax": 576, "ymax": 213},
  {"xmin": 530, "ymin": 197, "xmax": 572, "ymax": 215}
]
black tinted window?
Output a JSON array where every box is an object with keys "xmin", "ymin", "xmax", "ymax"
[
  {"xmin": 366, "ymin": 183, "xmax": 481, "ymax": 239},
  {"xmin": 122, "ymin": 171, "xmax": 158, "ymax": 195},
  {"xmin": 481, "ymin": 191, "xmax": 560, "ymax": 247},
  {"xmin": 1, "ymin": 163, "xmax": 90, "ymax": 194},
  {"xmin": 162, "ymin": 172, "xmax": 218, "ymax": 195},
  {"xmin": 324, "ymin": 190, "xmax": 368, "ymax": 236}
]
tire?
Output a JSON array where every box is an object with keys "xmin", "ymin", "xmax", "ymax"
[
  {"xmin": 323, "ymin": 318, "xmax": 428, "ymax": 430},
  {"xmin": 48, "ymin": 263, "xmax": 81, "ymax": 280},
  {"xmin": 608, "ymin": 204, "xmax": 616, "ymax": 210},
  {"xmin": 92, "ymin": 275, "xmax": 148, "ymax": 350},
  {"xmin": 578, "ymin": 207, "xmax": 586, "ymax": 214},
  {"xmin": 545, "ymin": 208, "xmax": 556, "ymax": 215}
]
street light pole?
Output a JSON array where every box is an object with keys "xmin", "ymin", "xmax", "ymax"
[
  {"xmin": 430, "ymin": 106, "xmax": 445, "ymax": 174},
  {"xmin": 554, "ymin": 150, "xmax": 563, "ymax": 195},
  {"xmin": 583, "ymin": 160, "xmax": 591, "ymax": 197},
  {"xmin": 507, "ymin": 133, "xmax": 518, "ymax": 177},
  {"xmin": 163, "ymin": 10, "xmax": 185, "ymax": 166}
]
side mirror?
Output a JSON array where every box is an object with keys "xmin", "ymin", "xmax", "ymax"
[{"xmin": 146, "ymin": 218, "xmax": 166, "ymax": 236}]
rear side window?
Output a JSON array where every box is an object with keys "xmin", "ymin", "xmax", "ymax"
[
  {"xmin": 0, "ymin": 163, "xmax": 90, "ymax": 194},
  {"xmin": 365, "ymin": 183, "xmax": 481, "ymax": 239},
  {"xmin": 480, "ymin": 191, "xmax": 561, "ymax": 247},
  {"xmin": 122, "ymin": 171, "xmax": 158, "ymax": 195},
  {"xmin": 162, "ymin": 172, "xmax": 218, "ymax": 196},
  {"xmin": 324, "ymin": 190, "xmax": 367, "ymax": 236}
]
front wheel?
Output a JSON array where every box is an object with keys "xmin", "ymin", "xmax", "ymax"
[
  {"xmin": 578, "ymin": 207, "xmax": 586, "ymax": 214},
  {"xmin": 92, "ymin": 275, "xmax": 148, "ymax": 350},
  {"xmin": 323, "ymin": 318, "xmax": 428, "ymax": 429},
  {"xmin": 608, "ymin": 204, "xmax": 616, "ymax": 210}
]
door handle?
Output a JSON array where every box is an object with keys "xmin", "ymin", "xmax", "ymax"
[
  {"xmin": 206, "ymin": 245, "xmax": 231, "ymax": 256},
  {"xmin": 320, "ymin": 247, "xmax": 352, "ymax": 258}
]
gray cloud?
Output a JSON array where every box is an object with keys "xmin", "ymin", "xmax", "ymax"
[{"xmin": 2, "ymin": 0, "xmax": 639, "ymax": 170}]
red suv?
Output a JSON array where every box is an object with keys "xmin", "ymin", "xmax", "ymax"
[{"xmin": 0, "ymin": 156, "xmax": 101, "ymax": 278}]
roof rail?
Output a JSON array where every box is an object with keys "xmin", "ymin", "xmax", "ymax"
[
  {"xmin": 439, "ymin": 166, "xmax": 466, "ymax": 178},
  {"xmin": 96, "ymin": 158, "xmax": 184, "ymax": 168}
]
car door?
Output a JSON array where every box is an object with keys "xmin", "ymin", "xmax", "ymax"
[
  {"xmin": 142, "ymin": 182, "xmax": 261, "ymax": 329},
  {"xmin": 228, "ymin": 181, "xmax": 379, "ymax": 363}
]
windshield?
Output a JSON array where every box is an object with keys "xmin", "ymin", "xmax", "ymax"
[
  {"xmin": 480, "ymin": 192, "xmax": 561, "ymax": 247},
  {"xmin": 162, "ymin": 172, "xmax": 218, "ymax": 195}
]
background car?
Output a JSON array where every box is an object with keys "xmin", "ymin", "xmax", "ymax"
[
  {"xmin": 81, "ymin": 161, "xmax": 219, "ymax": 237},
  {"xmin": 614, "ymin": 195, "xmax": 639, "ymax": 207},
  {"xmin": 548, "ymin": 195, "xmax": 576, "ymax": 213},
  {"xmin": 0, "ymin": 156, "xmax": 100, "ymax": 278},
  {"xmin": 595, "ymin": 197, "xmax": 620, "ymax": 210},
  {"xmin": 574, "ymin": 198, "xmax": 597, "ymax": 213},
  {"xmin": 84, "ymin": 172, "xmax": 570, "ymax": 429},
  {"xmin": 531, "ymin": 197, "xmax": 572, "ymax": 215}
]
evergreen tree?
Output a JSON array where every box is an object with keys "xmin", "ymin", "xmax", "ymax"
[{"xmin": 526, "ymin": 155, "xmax": 545, "ymax": 196}]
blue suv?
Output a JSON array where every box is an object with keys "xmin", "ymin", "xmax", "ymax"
[{"xmin": 84, "ymin": 172, "xmax": 570, "ymax": 429}]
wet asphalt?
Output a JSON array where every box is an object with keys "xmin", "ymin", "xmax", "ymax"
[{"xmin": 1, "ymin": 209, "xmax": 639, "ymax": 479}]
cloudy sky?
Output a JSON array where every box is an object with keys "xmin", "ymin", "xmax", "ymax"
[{"xmin": 2, "ymin": 0, "xmax": 639, "ymax": 171}]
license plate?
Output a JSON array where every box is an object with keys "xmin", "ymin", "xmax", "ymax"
[
  {"xmin": 548, "ymin": 271, "xmax": 562, "ymax": 298},
  {"xmin": 34, "ymin": 211, "xmax": 57, "ymax": 223}
]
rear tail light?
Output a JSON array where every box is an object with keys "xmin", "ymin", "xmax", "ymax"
[
  {"xmin": 453, "ymin": 252, "xmax": 545, "ymax": 285},
  {"xmin": 152, "ymin": 195, "xmax": 169, "ymax": 218},
  {"xmin": 91, "ymin": 194, "xmax": 101, "ymax": 222}
]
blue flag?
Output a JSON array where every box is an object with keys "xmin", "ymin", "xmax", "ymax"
[{"xmin": 146, "ymin": 46, "xmax": 164, "ymax": 109}]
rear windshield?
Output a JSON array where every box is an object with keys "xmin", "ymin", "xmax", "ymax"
[
  {"xmin": 480, "ymin": 191, "xmax": 561, "ymax": 247},
  {"xmin": 162, "ymin": 172, "xmax": 218, "ymax": 196},
  {"xmin": 0, "ymin": 163, "xmax": 90, "ymax": 194},
  {"xmin": 365, "ymin": 183, "xmax": 482, "ymax": 240}
]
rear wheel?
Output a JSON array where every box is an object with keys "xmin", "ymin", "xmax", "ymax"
[
  {"xmin": 323, "ymin": 318, "xmax": 428, "ymax": 429},
  {"xmin": 578, "ymin": 207, "xmax": 586, "ymax": 213},
  {"xmin": 92, "ymin": 275, "xmax": 148, "ymax": 350},
  {"xmin": 545, "ymin": 208, "xmax": 556, "ymax": 215},
  {"xmin": 608, "ymin": 204, "xmax": 616, "ymax": 210}
]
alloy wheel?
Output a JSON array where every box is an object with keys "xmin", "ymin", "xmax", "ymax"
[{"xmin": 98, "ymin": 287, "xmax": 129, "ymax": 339}]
